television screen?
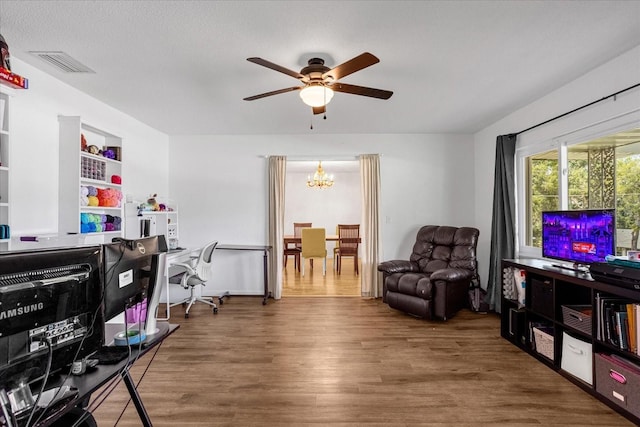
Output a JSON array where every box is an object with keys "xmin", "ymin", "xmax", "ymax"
[{"xmin": 541, "ymin": 209, "xmax": 615, "ymax": 265}]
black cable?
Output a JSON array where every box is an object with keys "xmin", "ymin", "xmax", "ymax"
[
  {"xmin": 515, "ymin": 82, "xmax": 640, "ymax": 136},
  {"xmin": 68, "ymin": 242, "xmax": 130, "ymax": 427},
  {"xmin": 25, "ymin": 339, "xmax": 53, "ymax": 427},
  {"xmin": 31, "ymin": 258, "xmax": 108, "ymax": 426},
  {"xmin": 113, "ymin": 342, "xmax": 163, "ymax": 427}
]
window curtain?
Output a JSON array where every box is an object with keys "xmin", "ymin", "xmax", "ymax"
[
  {"xmin": 268, "ymin": 156, "xmax": 286, "ymax": 300},
  {"xmin": 487, "ymin": 134, "xmax": 517, "ymax": 312},
  {"xmin": 359, "ymin": 154, "xmax": 382, "ymax": 298}
]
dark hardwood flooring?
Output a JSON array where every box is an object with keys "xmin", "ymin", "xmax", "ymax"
[{"xmin": 90, "ymin": 297, "xmax": 633, "ymax": 426}]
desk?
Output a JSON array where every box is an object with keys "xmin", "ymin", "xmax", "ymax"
[
  {"xmin": 34, "ymin": 322, "xmax": 179, "ymax": 427},
  {"xmin": 217, "ymin": 244, "xmax": 272, "ymax": 305}
]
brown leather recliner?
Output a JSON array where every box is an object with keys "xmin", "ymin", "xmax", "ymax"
[{"xmin": 378, "ymin": 225, "xmax": 479, "ymax": 320}]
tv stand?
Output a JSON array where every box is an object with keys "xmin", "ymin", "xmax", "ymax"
[
  {"xmin": 501, "ymin": 258, "xmax": 640, "ymax": 425},
  {"xmin": 549, "ymin": 262, "xmax": 589, "ymax": 274}
]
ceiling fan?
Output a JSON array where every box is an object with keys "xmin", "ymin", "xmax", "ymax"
[{"xmin": 243, "ymin": 52, "xmax": 393, "ymax": 115}]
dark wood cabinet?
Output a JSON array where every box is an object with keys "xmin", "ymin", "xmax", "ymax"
[{"xmin": 501, "ymin": 258, "xmax": 640, "ymax": 425}]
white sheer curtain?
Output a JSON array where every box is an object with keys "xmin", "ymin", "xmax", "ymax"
[
  {"xmin": 268, "ymin": 156, "xmax": 286, "ymax": 300},
  {"xmin": 359, "ymin": 154, "xmax": 382, "ymax": 298}
]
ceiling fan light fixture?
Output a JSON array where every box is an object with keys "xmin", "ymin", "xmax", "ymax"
[{"xmin": 299, "ymin": 85, "xmax": 334, "ymax": 107}]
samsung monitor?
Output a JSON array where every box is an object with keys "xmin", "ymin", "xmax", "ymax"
[
  {"xmin": 0, "ymin": 245, "xmax": 104, "ymax": 391},
  {"xmin": 541, "ymin": 209, "xmax": 615, "ymax": 270}
]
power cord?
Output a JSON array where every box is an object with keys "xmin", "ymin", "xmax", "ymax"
[
  {"xmin": 24, "ymin": 338, "xmax": 53, "ymax": 427},
  {"xmin": 113, "ymin": 341, "xmax": 163, "ymax": 426},
  {"xmin": 0, "ymin": 388, "xmax": 16, "ymax": 427}
]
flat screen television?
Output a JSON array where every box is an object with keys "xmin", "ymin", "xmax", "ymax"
[{"xmin": 541, "ymin": 209, "xmax": 616, "ymax": 270}]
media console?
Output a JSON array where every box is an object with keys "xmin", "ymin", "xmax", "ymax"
[{"xmin": 501, "ymin": 258, "xmax": 640, "ymax": 425}]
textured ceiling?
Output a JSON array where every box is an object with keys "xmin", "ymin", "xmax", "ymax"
[{"xmin": 1, "ymin": 1, "xmax": 639, "ymax": 136}]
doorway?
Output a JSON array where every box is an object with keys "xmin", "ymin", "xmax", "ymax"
[{"xmin": 282, "ymin": 160, "xmax": 361, "ymax": 297}]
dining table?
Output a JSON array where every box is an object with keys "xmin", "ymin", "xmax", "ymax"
[{"xmin": 283, "ymin": 235, "xmax": 361, "ymax": 245}]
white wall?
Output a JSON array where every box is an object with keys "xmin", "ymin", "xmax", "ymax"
[
  {"xmin": 473, "ymin": 44, "xmax": 640, "ymax": 289},
  {"xmin": 11, "ymin": 40, "xmax": 638, "ymax": 300},
  {"xmin": 169, "ymin": 133, "xmax": 476, "ymax": 295},
  {"xmin": 8, "ymin": 59, "xmax": 170, "ymax": 236}
]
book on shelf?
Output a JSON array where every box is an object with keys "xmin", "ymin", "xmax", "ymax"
[
  {"xmin": 596, "ymin": 293, "xmax": 638, "ymax": 353},
  {"xmin": 627, "ymin": 303, "xmax": 637, "ymax": 354},
  {"xmin": 636, "ymin": 304, "xmax": 640, "ymax": 356},
  {"xmin": 615, "ymin": 309, "xmax": 629, "ymax": 351}
]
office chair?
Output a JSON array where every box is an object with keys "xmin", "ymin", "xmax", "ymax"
[
  {"xmin": 168, "ymin": 241, "xmax": 219, "ymax": 318},
  {"xmin": 301, "ymin": 228, "xmax": 327, "ymax": 276}
]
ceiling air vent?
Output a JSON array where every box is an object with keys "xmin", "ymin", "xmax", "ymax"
[{"xmin": 28, "ymin": 51, "xmax": 95, "ymax": 73}]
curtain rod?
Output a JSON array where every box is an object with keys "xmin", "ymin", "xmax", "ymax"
[
  {"xmin": 260, "ymin": 155, "xmax": 372, "ymax": 160},
  {"xmin": 515, "ymin": 82, "xmax": 640, "ymax": 136}
]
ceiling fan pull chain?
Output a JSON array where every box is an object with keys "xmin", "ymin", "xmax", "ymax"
[
  {"xmin": 323, "ymin": 90, "xmax": 327, "ymax": 120},
  {"xmin": 310, "ymin": 114, "xmax": 314, "ymax": 130}
]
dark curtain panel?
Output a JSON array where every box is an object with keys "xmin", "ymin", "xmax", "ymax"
[{"xmin": 487, "ymin": 134, "xmax": 517, "ymax": 313}]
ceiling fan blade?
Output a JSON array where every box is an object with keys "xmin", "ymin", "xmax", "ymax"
[
  {"xmin": 247, "ymin": 57, "xmax": 306, "ymax": 80},
  {"xmin": 328, "ymin": 83, "xmax": 393, "ymax": 100},
  {"xmin": 243, "ymin": 86, "xmax": 302, "ymax": 101},
  {"xmin": 322, "ymin": 52, "xmax": 379, "ymax": 81},
  {"xmin": 312, "ymin": 105, "xmax": 326, "ymax": 115}
]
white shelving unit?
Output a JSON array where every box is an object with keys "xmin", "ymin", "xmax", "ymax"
[
  {"xmin": 58, "ymin": 116, "xmax": 124, "ymax": 241},
  {"xmin": 0, "ymin": 87, "xmax": 11, "ymax": 251},
  {"xmin": 124, "ymin": 200, "xmax": 179, "ymax": 249}
]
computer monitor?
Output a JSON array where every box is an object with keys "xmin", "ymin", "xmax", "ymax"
[
  {"xmin": 102, "ymin": 236, "xmax": 167, "ymax": 342},
  {"xmin": 142, "ymin": 251, "xmax": 167, "ymax": 337},
  {"xmin": 0, "ymin": 246, "xmax": 104, "ymax": 389}
]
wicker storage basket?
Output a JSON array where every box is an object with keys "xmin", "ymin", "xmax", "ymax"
[{"xmin": 533, "ymin": 326, "xmax": 554, "ymax": 360}]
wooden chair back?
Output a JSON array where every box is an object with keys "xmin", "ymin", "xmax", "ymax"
[
  {"xmin": 337, "ymin": 224, "xmax": 360, "ymax": 255},
  {"xmin": 293, "ymin": 222, "xmax": 312, "ymax": 249}
]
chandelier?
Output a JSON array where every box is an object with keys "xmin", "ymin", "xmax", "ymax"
[{"xmin": 306, "ymin": 161, "xmax": 334, "ymax": 189}]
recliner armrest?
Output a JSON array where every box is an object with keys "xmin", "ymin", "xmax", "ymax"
[
  {"xmin": 377, "ymin": 260, "xmax": 419, "ymax": 274},
  {"xmin": 429, "ymin": 268, "xmax": 473, "ymax": 283}
]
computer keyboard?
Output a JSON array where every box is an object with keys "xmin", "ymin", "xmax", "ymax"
[{"xmin": 91, "ymin": 346, "xmax": 131, "ymax": 365}]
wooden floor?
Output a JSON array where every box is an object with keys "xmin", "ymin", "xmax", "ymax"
[
  {"xmin": 90, "ymin": 297, "xmax": 633, "ymax": 426},
  {"xmin": 282, "ymin": 257, "xmax": 361, "ymax": 297}
]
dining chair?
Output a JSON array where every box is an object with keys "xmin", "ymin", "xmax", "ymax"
[
  {"xmin": 335, "ymin": 224, "xmax": 360, "ymax": 275},
  {"xmin": 301, "ymin": 227, "xmax": 327, "ymax": 276},
  {"xmin": 333, "ymin": 224, "xmax": 340, "ymax": 270},
  {"xmin": 284, "ymin": 222, "xmax": 312, "ymax": 271}
]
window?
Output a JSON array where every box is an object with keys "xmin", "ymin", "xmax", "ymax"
[{"xmin": 521, "ymin": 128, "xmax": 640, "ymax": 256}]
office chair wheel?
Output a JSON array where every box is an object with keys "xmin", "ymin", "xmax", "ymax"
[
  {"xmin": 184, "ymin": 313, "xmax": 189, "ymax": 319},
  {"xmin": 213, "ymin": 307, "xmax": 218, "ymax": 314},
  {"xmin": 219, "ymin": 299, "xmax": 224, "ymax": 305}
]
